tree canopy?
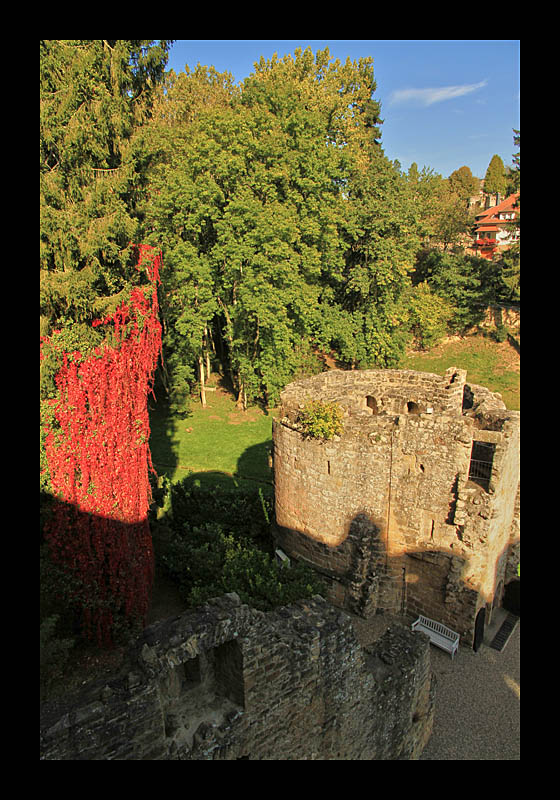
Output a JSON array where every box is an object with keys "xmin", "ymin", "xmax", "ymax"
[
  {"xmin": 40, "ymin": 40, "xmax": 173, "ymax": 339},
  {"xmin": 41, "ymin": 42, "xmax": 520, "ymax": 414},
  {"xmin": 484, "ymin": 154, "xmax": 507, "ymax": 195},
  {"xmin": 142, "ymin": 47, "xmax": 422, "ymax": 407}
]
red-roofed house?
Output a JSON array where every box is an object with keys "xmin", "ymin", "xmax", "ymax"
[{"xmin": 471, "ymin": 193, "xmax": 520, "ymax": 259}]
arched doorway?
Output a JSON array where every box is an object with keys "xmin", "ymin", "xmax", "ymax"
[{"xmin": 473, "ymin": 607, "xmax": 485, "ymax": 652}]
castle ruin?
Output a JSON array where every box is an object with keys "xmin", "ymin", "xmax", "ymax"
[
  {"xmin": 40, "ymin": 594, "xmax": 435, "ymax": 760},
  {"xmin": 40, "ymin": 365, "xmax": 519, "ymax": 759},
  {"xmin": 273, "ymin": 367, "xmax": 520, "ymax": 649}
]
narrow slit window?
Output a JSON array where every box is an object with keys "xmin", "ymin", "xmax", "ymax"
[{"xmin": 366, "ymin": 396, "xmax": 379, "ymax": 414}]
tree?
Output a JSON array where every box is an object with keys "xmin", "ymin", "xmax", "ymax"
[
  {"xmin": 143, "ymin": 46, "xmax": 428, "ymax": 406},
  {"xmin": 506, "ymin": 129, "xmax": 520, "ymax": 195},
  {"xmin": 428, "ymin": 166, "xmax": 478, "ymax": 251},
  {"xmin": 447, "ymin": 165, "xmax": 479, "ymax": 200},
  {"xmin": 500, "ymin": 130, "xmax": 520, "ymax": 302},
  {"xmin": 331, "ymin": 149, "xmax": 419, "ymax": 367},
  {"xmin": 405, "ymin": 282, "xmax": 455, "ymax": 350},
  {"xmin": 404, "ymin": 162, "xmax": 446, "ymax": 246},
  {"xmin": 40, "ymin": 40, "xmax": 172, "ymax": 338},
  {"xmin": 144, "ymin": 48, "xmax": 389, "ymax": 408},
  {"xmin": 412, "ymin": 249, "xmax": 504, "ymax": 331},
  {"xmin": 499, "ymin": 244, "xmax": 520, "ymax": 303},
  {"xmin": 484, "ymin": 154, "xmax": 507, "ymax": 195}
]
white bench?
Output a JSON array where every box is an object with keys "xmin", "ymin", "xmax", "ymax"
[{"xmin": 411, "ymin": 615, "xmax": 460, "ymax": 659}]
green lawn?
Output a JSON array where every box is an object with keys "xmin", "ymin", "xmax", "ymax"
[
  {"xmin": 149, "ymin": 379, "xmax": 276, "ymax": 486},
  {"xmin": 400, "ymin": 333, "xmax": 520, "ymax": 411},
  {"xmin": 150, "ymin": 334, "xmax": 519, "ymax": 487}
]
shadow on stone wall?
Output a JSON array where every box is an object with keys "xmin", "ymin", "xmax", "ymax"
[
  {"xmin": 273, "ymin": 509, "xmax": 519, "ymax": 650},
  {"xmin": 40, "ymin": 589, "xmax": 436, "ymax": 760},
  {"xmin": 40, "ymin": 492, "xmax": 517, "ymax": 759},
  {"xmin": 40, "ymin": 495, "xmax": 438, "ymax": 761}
]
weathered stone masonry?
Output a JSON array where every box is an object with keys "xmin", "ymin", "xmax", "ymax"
[
  {"xmin": 40, "ymin": 366, "xmax": 519, "ymax": 759},
  {"xmin": 273, "ymin": 367, "xmax": 520, "ymax": 648},
  {"xmin": 40, "ymin": 594, "xmax": 435, "ymax": 760}
]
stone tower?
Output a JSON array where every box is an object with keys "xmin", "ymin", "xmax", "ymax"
[{"xmin": 272, "ymin": 367, "xmax": 520, "ymax": 649}]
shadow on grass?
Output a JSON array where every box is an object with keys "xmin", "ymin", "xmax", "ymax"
[{"xmin": 149, "ymin": 394, "xmax": 273, "ymax": 488}]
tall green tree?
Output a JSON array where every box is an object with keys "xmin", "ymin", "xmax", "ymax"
[
  {"xmin": 484, "ymin": 154, "xmax": 507, "ymax": 195},
  {"xmin": 500, "ymin": 130, "xmax": 520, "ymax": 302},
  {"xmin": 428, "ymin": 166, "xmax": 478, "ymax": 251},
  {"xmin": 145, "ymin": 48, "xmax": 391, "ymax": 408},
  {"xmin": 447, "ymin": 165, "xmax": 479, "ymax": 199},
  {"xmin": 506, "ymin": 129, "xmax": 520, "ymax": 195},
  {"xmin": 404, "ymin": 162, "xmax": 446, "ymax": 247},
  {"xmin": 330, "ymin": 149, "xmax": 419, "ymax": 367},
  {"xmin": 412, "ymin": 249, "xmax": 505, "ymax": 331},
  {"xmin": 144, "ymin": 46, "xmax": 427, "ymax": 407},
  {"xmin": 40, "ymin": 40, "xmax": 172, "ymax": 339}
]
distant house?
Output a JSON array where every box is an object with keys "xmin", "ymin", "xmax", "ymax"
[{"xmin": 471, "ymin": 193, "xmax": 520, "ymax": 259}]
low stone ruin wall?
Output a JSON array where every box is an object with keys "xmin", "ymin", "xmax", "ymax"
[{"xmin": 40, "ymin": 594, "xmax": 435, "ymax": 760}]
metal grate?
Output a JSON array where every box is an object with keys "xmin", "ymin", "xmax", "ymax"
[
  {"xmin": 489, "ymin": 613, "xmax": 519, "ymax": 651},
  {"xmin": 468, "ymin": 441, "xmax": 495, "ymax": 489}
]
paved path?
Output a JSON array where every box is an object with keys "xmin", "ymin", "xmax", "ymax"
[{"xmin": 420, "ymin": 622, "xmax": 520, "ymax": 760}]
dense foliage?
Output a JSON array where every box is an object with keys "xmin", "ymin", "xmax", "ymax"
[
  {"xmin": 296, "ymin": 400, "xmax": 345, "ymax": 440},
  {"xmin": 41, "ymin": 245, "xmax": 163, "ymax": 646},
  {"xmin": 142, "ymin": 50, "xmax": 422, "ymax": 409},
  {"xmin": 41, "ymin": 43, "xmax": 520, "ymax": 417},
  {"xmin": 411, "ymin": 249, "xmax": 508, "ymax": 332},
  {"xmin": 39, "ymin": 43, "xmax": 520, "ymax": 655},
  {"xmin": 154, "ymin": 481, "xmax": 325, "ymax": 610},
  {"xmin": 484, "ymin": 154, "xmax": 507, "ymax": 196},
  {"xmin": 40, "ymin": 40, "xmax": 172, "ymax": 338}
]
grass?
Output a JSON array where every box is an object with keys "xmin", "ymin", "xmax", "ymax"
[
  {"xmin": 149, "ymin": 333, "xmax": 519, "ymax": 487},
  {"xmin": 400, "ymin": 332, "xmax": 520, "ymax": 411},
  {"xmin": 149, "ymin": 376, "xmax": 276, "ymax": 486}
]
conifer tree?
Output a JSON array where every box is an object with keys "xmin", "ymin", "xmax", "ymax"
[
  {"xmin": 484, "ymin": 154, "xmax": 507, "ymax": 196},
  {"xmin": 40, "ymin": 40, "xmax": 172, "ymax": 340}
]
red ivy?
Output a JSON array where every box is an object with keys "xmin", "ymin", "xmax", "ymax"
[{"xmin": 42, "ymin": 245, "xmax": 163, "ymax": 647}]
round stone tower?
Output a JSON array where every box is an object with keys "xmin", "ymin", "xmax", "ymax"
[{"xmin": 272, "ymin": 367, "xmax": 520, "ymax": 648}]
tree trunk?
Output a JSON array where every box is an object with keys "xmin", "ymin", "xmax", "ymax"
[
  {"xmin": 236, "ymin": 383, "xmax": 247, "ymax": 411},
  {"xmin": 198, "ymin": 355, "xmax": 206, "ymax": 408},
  {"xmin": 204, "ymin": 325, "xmax": 212, "ymax": 378}
]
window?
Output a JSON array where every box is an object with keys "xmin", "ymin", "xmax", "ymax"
[
  {"xmin": 160, "ymin": 641, "xmax": 246, "ymax": 747},
  {"xmin": 468, "ymin": 441, "xmax": 495, "ymax": 489},
  {"xmin": 407, "ymin": 401, "xmax": 420, "ymax": 414},
  {"xmin": 213, "ymin": 640, "xmax": 245, "ymax": 708},
  {"xmin": 366, "ymin": 395, "xmax": 379, "ymax": 414},
  {"xmin": 183, "ymin": 656, "xmax": 201, "ymax": 688},
  {"xmin": 462, "ymin": 384, "xmax": 474, "ymax": 411}
]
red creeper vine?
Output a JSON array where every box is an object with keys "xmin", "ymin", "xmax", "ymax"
[{"xmin": 41, "ymin": 245, "xmax": 163, "ymax": 647}]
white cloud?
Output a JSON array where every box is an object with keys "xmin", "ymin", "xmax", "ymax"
[{"xmin": 390, "ymin": 80, "xmax": 488, "ymax": 107}]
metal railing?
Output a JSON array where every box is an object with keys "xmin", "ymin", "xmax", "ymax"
[{"xmin": 468, "ymin": 457, "xmax": 493, "ymax": 488}]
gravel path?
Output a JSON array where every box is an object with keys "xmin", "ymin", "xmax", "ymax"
[
  {"xmin": 349, "ymin": 611, "xmax": 520, "ymax": 761},
  {"xmin": 420, "ymin": 623, "xmax": 520, "ymax": 760}
]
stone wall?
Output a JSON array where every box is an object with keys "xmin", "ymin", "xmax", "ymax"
[
  {"xmin": 40, "ymin": 594, "xmax": 435, "ymax": 760},
  {"xmin": 273, "ymin": 368, "xmax": 520, "ymax": 647},
  {"xmin": 479, "ymin": 304, "xmax": 520, "ymax": 331}
]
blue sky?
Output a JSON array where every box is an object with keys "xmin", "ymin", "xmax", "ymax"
[{"xmin": 165, "ymin": 40, "xmax": 520, "ymax": 180}]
